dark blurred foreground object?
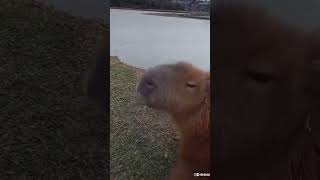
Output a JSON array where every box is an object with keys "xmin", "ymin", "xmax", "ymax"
[
  {"xmin": 212, "ymin": 1, "xmax": 320, "ymax": 179},
  {"xmin": 0, "ymin": 1, "xmax": 109, "ymax": 179},
  {"xmin": 83, "ymin": 33, "xmax": 108, "ymax": 110}
]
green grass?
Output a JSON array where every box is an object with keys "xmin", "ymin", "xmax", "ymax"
[
  {"xmin": 0, "ymin": 2, "xmax": 108, "ymax": 180},
  {"xmin": 110, "ymin": 57, "xmax": 176, "ymax": 180}
]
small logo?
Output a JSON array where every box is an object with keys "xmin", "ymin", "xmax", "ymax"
[{"xmin": 193, "ymin": 172, "xmax": 210, "ymax": 177}]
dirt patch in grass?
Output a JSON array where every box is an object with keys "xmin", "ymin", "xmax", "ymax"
[
  {"xmin": 0, "ymin": 2, "xmax": 108, "ymax": 179},
  {"xmin": 110, "ymin": 56, "xmax": 177, "ymax": 180}
]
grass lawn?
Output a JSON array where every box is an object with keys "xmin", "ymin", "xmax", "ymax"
[
  {"xmin": 0, "ymin": 2, "xmax": 108, "ymax": 179},
  {"xmin": 110, "ymin": 57, "xmax": 177, "ymax": 180}
]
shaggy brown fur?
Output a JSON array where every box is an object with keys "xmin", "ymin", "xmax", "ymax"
[
  {"xmin": 137, "ymin": 62, "xmax": 210, "ymax": 180},
  {"xmin": 213, "ymin": 2, "xmax": 320, "ymax": 180}
]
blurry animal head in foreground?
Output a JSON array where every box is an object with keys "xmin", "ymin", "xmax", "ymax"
[{"xmin": 213, "ymin": 0, "xmax": 320, "ymax": 178}]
